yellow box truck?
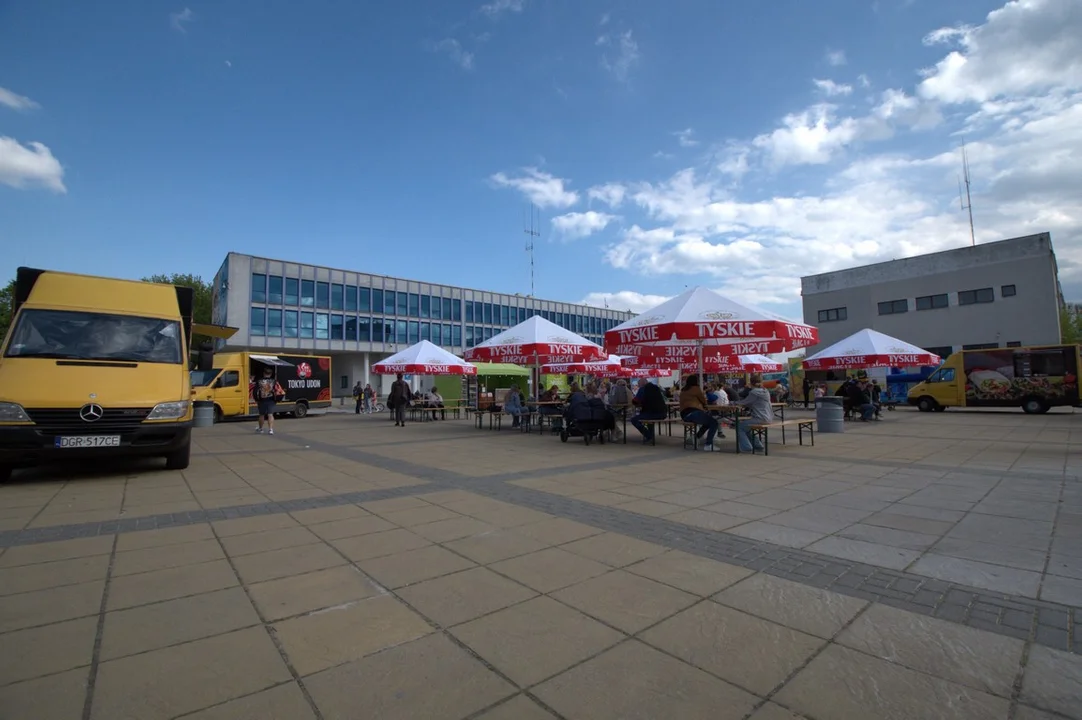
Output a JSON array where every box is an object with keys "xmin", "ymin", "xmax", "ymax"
[
  {"xmin": 0, "ymin": 267, "xmax": 196, "ymax": 481},
  {"xmin": 191, "ymin": 352, "xmax": 332, "ymax": 421},
  {"xmin": 907, "ymin": 344, "xmax": 1081, "ymax": 414}
]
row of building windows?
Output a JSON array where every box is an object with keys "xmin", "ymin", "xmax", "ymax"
[
  {"xmin": 248, "ymin": 307, "xmax": 605, "ymax": 347},
  {"xmin": 818, "ymin": 285, "xmax": 1018, "ymax": 323},
  {"xmin": 250, "ymin": 273, "xmax": 622, "ymax": 337}
]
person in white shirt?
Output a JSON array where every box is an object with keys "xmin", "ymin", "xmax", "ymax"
[{"xmin": 426, "ymin": 387, "xmax": 445, "ymax": 420}]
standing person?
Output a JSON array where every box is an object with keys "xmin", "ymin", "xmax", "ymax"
[
  {"xmin": 353, "ymin": 381, "xmax": 363, "ymax": 414},
  {"xmin": 679, "ymin": 374, "xmax": 719, "ymax": 451},
  {"xmin": 389, "ymin": 373, "xmax": 410, "ymax": 427},
  {"xmin": 363, "ymin": 383, "xmax": 374, "ymax": 413},
  {"xmin": 802, "ymin": 376, "xmax": 811, "ymax": 409},
  {"xmin": 630, "ymin": 379, "xmax": 668, "ymax": 444},
  {"xmin": 255, "ymin": 366, "xmax": 277, "ymax": 435},
  {"xmin": 733, "ymin": 374, "xmax": 773, "ymax": 453}
]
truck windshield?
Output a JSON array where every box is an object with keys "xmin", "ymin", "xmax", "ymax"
[
  {"xmin": 190, "ymin": 369, "xmax": 220, "ymax": 386},
  {"xmin": 4, "ymin": 309, "xmax": 184, "ymax": 365}
]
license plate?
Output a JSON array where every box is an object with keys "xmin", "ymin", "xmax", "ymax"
[{"xmin": 55, "ymin": 436, "xmax": 121, "ymax": 448}]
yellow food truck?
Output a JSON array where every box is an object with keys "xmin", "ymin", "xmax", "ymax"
[
  {"xmin": 0, "ymin": 267, "xmax": 197, "ymax": 481},
  {"xmin": 191, "ymin": 352, "xmax": 332, "ymax": 421},
  {"xmin": 907, "ymin": 344, "xmax": 1081, "ymax": 414}
]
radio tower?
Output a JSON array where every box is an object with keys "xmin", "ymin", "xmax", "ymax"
[
  {"xmin": 523, "ymin": 204, "xmax": 540, "ymax": 297},
  {"xmin": 958, "ymin": 142, "xmax": 976, "ymax": 247}
]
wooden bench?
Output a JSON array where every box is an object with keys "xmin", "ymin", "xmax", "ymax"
[
  {"xmin": 681, "ymin": 421, "xmax": 703, "ymax": 450},
  {"xmin": 473, "ymin": 409, "xmax": 503, "ymax": 430},
  {"xmin": 637, "ymin": 418, "xmax": 676, "ymax": 446},
  {"xmin": 746, "ymin": 419, "xmax": 815, "ymax": 456}
]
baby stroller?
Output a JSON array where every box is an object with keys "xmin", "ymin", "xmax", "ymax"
[{"xmin": 560, "ymin": 398, "xmax": 610, "ymax": 446}]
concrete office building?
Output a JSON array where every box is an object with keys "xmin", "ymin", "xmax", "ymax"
[
  {"xmin": 800, "ymin": 232, "xmax": 1063, "ymax": 360},
  {"xmin": 210, "ymin": 252, "xmax": 634, "ymax": 397}
]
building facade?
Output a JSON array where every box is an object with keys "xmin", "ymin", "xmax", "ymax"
[
  {"xmin": 800, "ymin": 233, "xmax": 1063, "ymax": 359},
  {"xmin": 211, "ymin": 253, "xmax": 634, "ymax": 396}
]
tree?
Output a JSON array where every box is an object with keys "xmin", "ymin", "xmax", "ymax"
[
  {"xmin": 0, "ymin": 278, "xmax": 14, "ymax": 345},
  {"xmin": 143, "ymin": 273, "xmax": 214, "ymax": 347},
  {"xmin": 1060, "ymin": 308, "xmax": 1082, "ymax": 344}
]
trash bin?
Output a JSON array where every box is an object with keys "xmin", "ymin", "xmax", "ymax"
[
  {"xmin": 193, "ymin": 400, "xmax": 216, "ymax": 428},
  {"xmin": 816, "ymin": 396, "xmax": 845, "ymax": 433}
]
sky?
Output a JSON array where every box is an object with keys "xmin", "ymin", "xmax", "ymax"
[{"xmin": 2, "ymin": 0, "xmax": 1081, "ymax": 322}]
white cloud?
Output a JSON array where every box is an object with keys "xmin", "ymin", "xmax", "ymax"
[
  {"xmin": 572, "ymin": 0, "xmax": 1082, "ymax": 310},
  {"xmin": 490, "ymin": 167, "xmax": 578, "ymax": 209},
  {"xmin": 551, "ymin": 211, "xmax": 618, "ymax": 240},
  {"xmin": 429, "ymin": 38, "xmax": 475, "ymax": 70},
  {"xmin": 579, "ymin": 290, "xmax": 672, "ymax": 313},
  {"xmin": 479, "ymin": 0, "xmax": 525, "ymax": 18},
  {"xmin": 673, "ymin": 128, "xmax": 699, "ymax": 147},
  {"xmin": 0, "ymin": 87, "xmax": 40, "ymax": 111},
  {"xmin": 170, "ymin": 8, "xmax": 194, "ymax": 33},
  {"xmin": 587, "ymin": 183, "xmax": 626, "ymax": 208},
  {"xmin": 597, "ymin": 30, "xmax": 640, "ymax": 83},
  {"xmin": 858, "ymin": 73, "xmax": 872, "ymax": 89},
  {"xmin": 918, "ymin": 0, "xmax": 1082, "ymax": 104},
  {"xmin": 826, "ymin": 49, "xmax": 847, "ymax": 66},
  {"xmin": 813, "ymin": 79, "xmax": 852, "ymax": 96},
  {"xmin": 0, "ymin": 137, "xmax": 66, "ymax": 193}
]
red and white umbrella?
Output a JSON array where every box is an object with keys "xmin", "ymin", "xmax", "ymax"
[
  {"xmin": 541, "ymin": 354, "xmax": 624, "ymax": 375},
  {"xmin": 803, "ymin": 329, "xmax": 941, "ymax": 370},
  {"xmin": 605, "ymin": 286, "xmax": 818, "ymax": 355},
  {"xmin": 373, "ymin": 340, "xmax": 477, "ymax": 375},
  {"xmin": 628, "ymin": 354, "xmax": 784, "ymax": 374},
  {"xmin": 613, "ymin": 367, "xmax": 672, "ymax": 379},
  {"xmin": 463, "ymin": 315, "xmax": 606, "ymax": 365}
]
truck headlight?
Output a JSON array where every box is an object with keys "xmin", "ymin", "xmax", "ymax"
[
  {"xmin": 0, "ymin": 402, "xmax": 32, "ymax": 423},
  {"xmin": 146, "ymin": 401, "xmax": 190, "ymax": 421}
]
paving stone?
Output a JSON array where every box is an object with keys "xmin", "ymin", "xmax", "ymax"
[
  {"xmin": 111, "ymin": 539, "xmax": 226, "ymax": 577},
  {"xmin": 91, "ymin": 627, "xmax": 292, "ymax": 720},
  {"xmin": 231, "ymin": 542, "xmax": 346, "ymax": 585},
  {"xmin": 775, "ymin": 644, "xmax": 1010, "ymax": 720},
  {"xmin": 443, "ymin": 527, "xmax": 550, "ymax": 564},
  {"xmin": 1014, "ymin": 705, "xmax": 1068, "ymax": 720},
  {"xmin": 624, "ymin": 550, "xmax": 754, "ymax": 597},
  {"xmin": 289, "ymin": 504, "xmax": 371, "ymax": 525},
  {"xmin": 864, "ymin": 511, "xmax": 955, "ymax": 536},
  {"xmin": 451, "ymin": 595, "xmax": 623, "ymax": 686},
  {"xmin": 909, "ymin": 554, "xmax": 1042, "ymax": 597},
  {"xmin": 0, "ymin": 535, "xmax": 114, "ymax": 567},
  {"xmin": 615, "ymin": 498, "xmax": 687, "ymax": 517},
  {"xmin": 552, "ymin": 570, "xmax": 697, "ymax": 634},
  {"xmin": 1039, "ymin": 574, "xmax": 1082, "ymax": 607},
  {"xmin": 410, "ymin": 516, "xmax": 496, "ymax": 543},
  {"xmin": 101, "ymin": 587, "xmax": 260, "ymax": 660},
  {"xmin": 642, "ymin": 601, "xmax": 825, "ymax": 695},
  {"xmin": 836, "ymin": 523, "xmax": 941, "ymax": 550},
  {"xmin": 665, "ymin": 509, "xmax": 750, "ymax": 532},
  {"xmin": 307, "ymin": 514, "xmax": 397, "ymax": 541},
  {"xmin": 397, "ymin": 566, "xmax": 536, "ymax": 626},
  {"xmin": 699, "ymin": 500, "xmax": 779, "ymax": 520},
  {"xmin": 747, "ymin": 703, "xmax": 809, "ymax": 720},
  {"xmin": 0, "ymin": 666, "xmax": 88, "ymax": 720},
  {"xmin": 715, "ymin": 572, "xmax": 868, "ymax": 639},
  {"xmin": 272, "ymin": 593, "xmax": 432, "ymax": 676},
  {"xmin": 357, "ymin": 544, "xmax": 475, "ymax": 589},
  {"xmin": 220, "ymin": 526, "xmax": 321, "ymax": 557},
  {"xmin": 330, "ymin": 527, "xmax": 431, "ymax": 561},
  {"xmin": 947, "ymin": 514, "xmax": 1054, "ymax": 551},
  {"xmin": 806, "ymin": 536, "xmax": 920, "ymax": 570},
  {"xmin": 107, "ymin": 558, "xmax": 239, "ymax": 610},
  {"xmin": 247, "ymin": 565, "xmax": 382, "ymax": 621},
  {"xmin": 474, "ymin": 694, "xmax": 558, "ymax": 720},
  {"xmin": 534, "ymin": 640, "xmax": 759, "ymax": 720},
  {"xmin": 933, "ymin": 536, "xmax": 1050, "ymax": 571},
  {"xmin": 212, "ymin": 514, "xmax": 299, "ymax": 537},
  {"xmin": 560, "ymin": 532, "xmax": 667, "ymax": 567},
  {"xmin": 727, "ymin": 522, "xmax": 825, "ymax": 548},
  {"xmin": 837, "ymin": 604, "xmax": 1024, "ymax": 697},
  {"xmin": 1020, "ymin": 645, "xmax": 1082, "ymax": 718},
  {"xmin": 305, "ymin": 633, "xmax": 514, "ymax": 720},
  {"xmin": 0, "ymin": 616, "xmax": 97, "ymax": 684},
  {"xmin": 0, "ymin": 579, "xmax": 104, "ymax": 633},
  {"xmin": 491, "ymin": 547, "xmax": 611, "ymax": 593},
  {"xmin": 0, "ymin": 554, "xmax": 110, "ymax": 596},
  {"xmin": 179, "ymin": 682, "xmax": 317, "ymax": 720}
]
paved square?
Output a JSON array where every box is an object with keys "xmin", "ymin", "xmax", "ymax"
[{"xmin": 1, "ymin": 407, "xmax": 1080, "ymax": 719}]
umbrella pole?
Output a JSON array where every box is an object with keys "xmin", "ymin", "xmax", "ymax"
[{"xmin": 697, "ymin": 341, "xmax": 704, "ymax": 383}]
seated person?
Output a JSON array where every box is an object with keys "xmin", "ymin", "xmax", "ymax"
[
  {"xmin": 848, "ymin": 380, "xmax": 877, "ymax": 421},
  {"xmin": 538, "ymin": 385, "xmax": 562, "ymax": 414},
  {"xmin": 503, "ymin": 385, "xmax": 529, "ymax": 428},
  {"xmin": 679, "ymin": 374, "xmax": 719, "ymax": 451},
  {"xmin": 425, "ymin": 387, "xmax": 445, "ymax": 420},
  {"xmin": 630, "ymin": 379, "xmax": 668, "ymax": 444},
  {"xmin": 733, "ymin": 374, "xmax": 773, "ymax": 452},
  {"xmin": 705, "ymin": 383, "xmax": 720, "ymax": 405}
]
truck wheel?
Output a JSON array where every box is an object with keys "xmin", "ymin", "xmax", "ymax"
[
  {"xmin": 917, "ymin": 397, "xmax": 937, "ymax": 413},
  {"xmin": 165, "ymin": 438, "xmax": 191, "ymax": 470},
  {"xmin": 293, "ymin": 402, "xmax": 309, "ymax": 419},
  {"xmin": 1022, "ymin": 397, "xmax": 1047, "ymax": 415},
  {"xmin": 214, "ymin": 406, "xmax": 223, "ymax": 423}
]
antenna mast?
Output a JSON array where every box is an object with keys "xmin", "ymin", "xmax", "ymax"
[
  {"xmin": 523, "ymin": 204, "xmax": 540, "ymax": 297},
  {"xmin": 958, "ymin": 143, "xmax": 976, "ymax": 247}
]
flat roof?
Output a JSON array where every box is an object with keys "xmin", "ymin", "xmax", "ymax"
[
  {"xmin": 229, "ymin": 252, "xmax": 635, "ymax": 317},
  {"xmin": 801, "ymin": 232, "xmax": 1054, "ymax": 295}
]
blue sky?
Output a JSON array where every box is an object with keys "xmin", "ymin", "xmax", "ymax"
[{"xmin": 2, "ymin": 0, "xmax": 1080, "ymax": 320}]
